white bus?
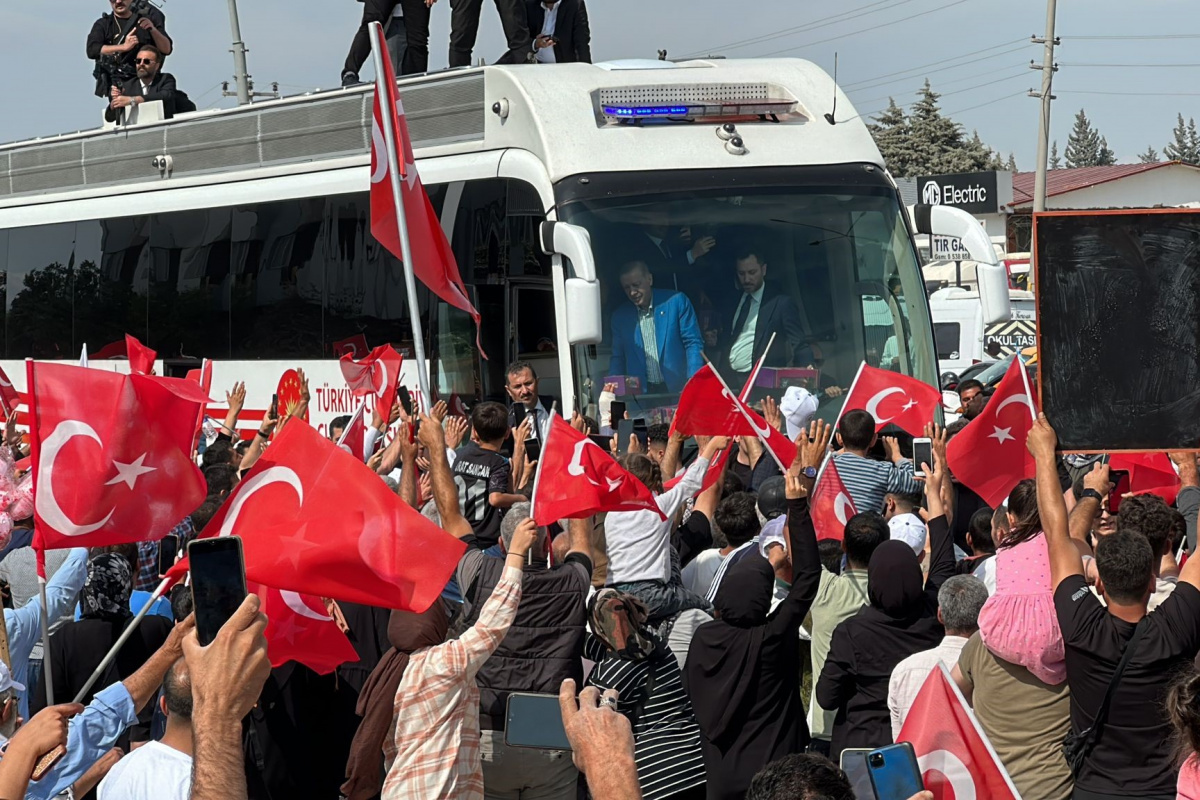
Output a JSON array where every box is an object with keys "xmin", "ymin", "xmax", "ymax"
[{"xmin": 0, "ymin": 59, "xmax": 1007, "ymax": 435}]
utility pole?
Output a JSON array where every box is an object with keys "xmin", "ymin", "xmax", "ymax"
[
  {"xmin": 1029, "ymin": 0, "xmax": 1059, "ymax": 212},
  {"xmin": 226, "ymin": 0, "xmax": 252, "ymax": 105}
]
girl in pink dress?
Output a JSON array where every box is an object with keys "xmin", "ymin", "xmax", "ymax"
[{"xmin": 976, "ymin": 479, "xmax": 1067, "ymax": 685}]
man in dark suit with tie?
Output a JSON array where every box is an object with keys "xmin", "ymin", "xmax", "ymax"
[
  {"xmin": 525, "ymin": 0, "xmax": 592, "ymax": 63},
  {"xmin": 105, "ymin": 45, "xmax": 177, "ymax": 122},
  {"xmin": 724, "ymin": 245, "xmax": 809, "ymax": 385}
]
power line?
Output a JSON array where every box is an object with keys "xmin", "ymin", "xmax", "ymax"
[
  {"xmin": 1059, "ymin": 62, "xmax": 1200, "ymax": 68},
  {"xmin": 1058, "ymin": 89, "xmax": 1200, "ymax": 97},
  {"xmin": 680, "ymin": 0, "xmax": 917, "ymax": 58},
  {"xmin": 843, "ymin": 38, "xmax": 1027, "ymax": 89},
  {"xmin": 758, "ymin": 0, "xmax": 976, "ymax": 57},
  {"xmin": 943, "ymin": 90, "xmax": 1029, "ymax": 117},
  {"xmin": 854, "ymin": 70, "xmax": 1030, "ymax": 110},
  {"xmin": 1066, "ymin": 34, "xmax": 1200, "ymax": 40},
  {"xmin": 848, "ymin": 50, "xmax": 1030, "ymax": 96}
]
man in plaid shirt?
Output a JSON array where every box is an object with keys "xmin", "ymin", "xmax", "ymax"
[{"xmin": 134, "ymin": 517, "xmax": 195, "ymax": 592}]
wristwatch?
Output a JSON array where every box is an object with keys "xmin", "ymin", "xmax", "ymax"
[
  {"xmin": 801, "ymin": 466, "xmax": 818, "ymax": 479},
  {"xmin": 1079, "ymin": 488, "xmax": 1103, "ymax": 503}
]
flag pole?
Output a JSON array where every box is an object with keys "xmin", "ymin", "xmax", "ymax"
[
  {"xmin": 72, "ymin": 576, "xmax": 172, "ymax": 704},
  {"xmin": 529, "ymin": 402, "xmax": 557, "ymax": 525},
  {"xmin": 1017, "ymin": 355, "xmax": 1038, "ymax": 422},
  {"xmin": 832, "ymin": 360, "xmax": 867, "ymax": 431},
  {"xmin": 369, "ymin": 21, "xmax": 432, "ymax": 412},
  {"xmin": 36, "ymin": 576, "xmax": 54, "ymax": 706},
  {"xmin": 703, "ymin": 356, "xmax": 788, "ymax": 473},
  {"xmin": 741, "ymin": 333, "xmax": 776, "ymax": 401}
]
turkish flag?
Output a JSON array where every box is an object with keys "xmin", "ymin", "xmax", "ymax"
[
  {"xmin": 897, "ymin": 664, "xmax": 1020, "ymax": 800},
  {"xmin": 125, "ymin": 334, "xmax": 156, "ymax": 376},
  {"xmin": 333, "ymin": 334, "xmax": 370, "ymax": 359},
  {"xmin": 369, "ymin": 23, "xmax": 482, "ymax": 340},
  {"xmin": 671, "ymin": 365, "xmax": 796, "ymax": 469},
  {"xmin": 840, "ymin": 363, "xmax": 942, "ymax": 437},
  {"xmin": 340, "ymin": 345, "xmax": 402, "ymax": 423},
  {"xmin": 1111, "ymin": 452, "xmax": 1181, "ymax": 505},
  {"xmin": 28, "ymin": 362, "xmax": 209, "ymax": 550},
  {"xmin": 946, "ymin": 358, "xmax": 1037, "ymax": 509},
  {"xmin": 255, "ymin": 582, "xmax": 359, "ymax": 675},
  {"xmin": 184, "ymin": 420, "xmax": 464, "ymax": 612},
  {"xmin": 532, "ymin": 415, "xmax": 664, "ymax": 527},
  {"xmin": 0, "ymin": 366, "xmax": 21, "ymax": 420},
  {"xmin": 811, "ymin": 460, "xmax": 857, "ymax": 541},
  {"xmin": 664, "ymin": 363, "xmax": 761, "ymax": 494},
  {"xmin": 336, "ymin": 404, "xmax": 370, "ymax": 462},
  {"xmin": 91, "ymin": 339, "xmax": 125, "ymax": 360}
]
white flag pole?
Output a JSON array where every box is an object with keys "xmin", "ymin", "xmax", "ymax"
[
  {"xmin": 529, "ymin": 401, "xmax": 558, "ymax": 523},
  {"xmin": 369, "ymin": 21, "xmax": 432, "ymax": 413},
  {"xmin": 36, "ymin": 576, "xmax": 55, "ymax": 706},
  {"xmin": 705, "ymin": 359, "xmax": 788, "ymax": 473}
]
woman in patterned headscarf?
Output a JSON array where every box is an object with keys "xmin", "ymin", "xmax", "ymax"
[
  {"xmin": 33, "ymin": 551, "xmax": 172, "ymax": 738},
  {"xmin": 584, "ymin": 588, "xmax": 707, "ymax": 800}
]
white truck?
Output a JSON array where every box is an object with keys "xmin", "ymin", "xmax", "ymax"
[{"xmin": 931, "ymin": 286, "xmax": 1036, "ymax": 378}]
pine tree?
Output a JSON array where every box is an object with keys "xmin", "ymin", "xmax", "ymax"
[
  {"xmin": 1097, "ymin": 137, "xmax": 1117, "ymax": 166},
  {"xmin": 868, "ymin": 98, "xmax": 914, "ymax": 177},
  {"xmin": 1164, "ymin": 113, "xmax": 1194, "ymax": 163},
  {"xmin": 1049, "ymin": 141, "xmax": 1062, "ymax": 170},
  {"xmin": 1005, "ymin": 153, "xmax": 1018, "ymax": 171},
  {"xmin": 1188, "ymin": 118, "xmax": 1200, "ymax": 163},
  {"xmin": 1138, "ymin": 146, "xmax": 1160, "ymax": 164},
  {"xmin": 1065, "ymin": 109, "xmax": 1107, "ymax": 168}
]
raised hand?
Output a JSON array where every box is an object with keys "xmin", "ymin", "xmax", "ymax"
[
  {"xmin": 763, "ymin": 396, "xmax": 783, "ymax": 433},
  {"xmin": 444, "ymin": 416, "xmax": 469, "ymax": 450},
  {"xmin": 1026, "ymin": 413, "xmax": 1057, "ymax": 463}
]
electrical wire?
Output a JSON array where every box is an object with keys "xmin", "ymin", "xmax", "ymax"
[
  {"xmin": 1057, "ymin": 89, "xmax": 1200, "ymax": 97},
  {"xmin": 849, "ymin": 51, "xmax": 1031, "ymax": 96},
  {"xmin": 679, "ymin": 0, "xmax": 905, "ymax": 58},
  {"xmin": 757, "ymin": 0, "xmax": 976, "ymax": 58},
  {"xmin": 1059, "ymin": 62, "xmax": 1200, "ymax": 68},
  {"xmin": 852, "ymin": 69, "xmax": 1030, "ymax": 110},
  {"xmin": 843, "ymin": 39, "xmax": 1028, "ymax": 89},
  {"xmin": 1066, "ymin": 34, "xmax": 1200, "ymax": 40},
  {"xmin": 942, "ymin": 90, "xmax": 1029, "ymax": 117}
]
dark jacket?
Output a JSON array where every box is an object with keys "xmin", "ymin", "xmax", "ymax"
[
  {"xmin": 525, "ymin": 0, "xmax": 592, "ymax": 63},
  {"xmin": 725, "ymin": 281, "xmax": 809, "ymax": 371},
  {"xmin": 462, "ymin": 552, "xmax": 590, "ymax": 730},
  {"xmin": 87, "ymin": 9, "xmax": 171, "ymax": 74},
  {"xmin": 105, "ymin": 72, "xmax": 178, "ymax": 122}
]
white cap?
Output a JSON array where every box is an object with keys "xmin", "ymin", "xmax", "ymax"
[
  {"xmin": 888, "ymin": 512, "xmax": 927, "ymax": 555},
  {"xmin": 0, "ymin": 661, "xmax": 25, "ymax": 694},
  {"xmin": 780, "ymin": 386, "xmax": 819, "ymax": 440},
  {"xmin": 757, "ymin": 515, "xmax": 788, "ymax": 559}
]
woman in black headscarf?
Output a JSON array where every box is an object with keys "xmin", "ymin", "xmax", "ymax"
[
  {"xmin": 685, "ymin": 480, "xmax": 822, "ymax": 800},
  {"xmin": 815, "ymin": 451, "xmax": 956, "ymax": 761}
]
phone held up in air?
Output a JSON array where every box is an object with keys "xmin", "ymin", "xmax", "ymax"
[
  {"xmin": 189, "ymin": 537, "xmax": 248, "ymax": 647},
  {"xmin": 609, "ymin": 401, "xmax": 627, "ymax": 429},
  {"xmin": 911, "ymin": 437, "xmax": 933, "ymax": 479},
  {"xmin": 1107, "ymin": 469, "xmax": 1131, "ymax": 515},
  {"xmin": 504, "ymin": 692, "xmax": 572, "ymax": 751},
  {"xmin": 617, "ymin": 419, "xmax": 635, "ymax": 456},
  {"xmin": 269, "ymin": 393, "xmax": 279, "ymax": 420},
  {"xmin": 839, "ymin": 748, "xmax": 878, "ymax": 800},
  {"xmin": 866, "ymin": 743, "xmax": 925, "ymax": 800},
  {"xmin": 158, "ymin": 534, "xmax": 180, "ymax": 576}
]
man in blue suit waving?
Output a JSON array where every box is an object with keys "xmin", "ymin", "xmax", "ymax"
[{"xmin": 609, "ymin": 260, "xmax": 705, "ymax": 395}]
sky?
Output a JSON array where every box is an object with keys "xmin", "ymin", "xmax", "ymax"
[{"xmin": 6, "ymin": 0, "xmax": 1200, "ymax": 169}]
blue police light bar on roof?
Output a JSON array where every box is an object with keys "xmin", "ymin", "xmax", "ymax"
[{"xmin": 596, "ymin": 83, "xmax": 803, "ymax": 125}]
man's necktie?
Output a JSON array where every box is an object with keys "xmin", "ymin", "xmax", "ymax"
[{"xmin": 732, "ymin": 294, "xmax": 753, "ymax": 337}]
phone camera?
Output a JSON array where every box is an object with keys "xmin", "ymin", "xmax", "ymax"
[{"xmin": 868, "ymin": 752, "xmax": 885, "ymax": 768}]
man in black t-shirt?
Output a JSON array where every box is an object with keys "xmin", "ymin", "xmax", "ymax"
[
  {"xmin": 452, "ymin": 401, "xmax": 525, "ymax": 549},
  {"xmin": 86, "ymin": 0, "xmax": 173, "ymax": 99},
  {"xmin": 1030, "ymin": 416, "xmax": 1200, "ymax": 800}
]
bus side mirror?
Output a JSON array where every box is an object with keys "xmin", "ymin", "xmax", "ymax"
[
  {"xmin": 540, "ymin": 221, "xmax": 603, "ymax": 345},
  {"xmin": 912, "ymin": 204, "xmax": 1011, "ymax": 325}
]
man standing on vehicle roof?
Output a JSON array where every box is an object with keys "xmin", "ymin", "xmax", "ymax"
[
  {"xmin": 449, "ymin": 0, "xmax": 537, "ymax": 68},
  {"xmin": 86, "ymin": 0, "xmax": 172, "ymax": 100},
  {"xmin": 341, "ymin": 0, "xmax": 433, "ymax": 86}
]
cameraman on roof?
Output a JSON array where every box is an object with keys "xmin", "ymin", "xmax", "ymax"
[{"xmin": 87, "ymin": 0, "xmax": 172, "ymax": 102}]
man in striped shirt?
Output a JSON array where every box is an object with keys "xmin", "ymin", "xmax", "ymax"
[{"xmin": 830, "ymin": 409, "xmax": 920, "ymax": 514}]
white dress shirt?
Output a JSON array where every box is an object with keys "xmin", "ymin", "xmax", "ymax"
[
  {"xmin": 534, "ymin": 1, "xmax": 559, "ymax": 63},
  {"xmin": 887, "ymin": 634, "xmax": 970, "ymax": 738},
  {"xmin": 729, "ymin": 284, "xmax": 765, "ymax": 372}
]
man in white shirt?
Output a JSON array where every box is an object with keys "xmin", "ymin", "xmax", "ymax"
[
  {"xmin": 527, "ymin": 0, "xmax": 593, "ymax": 64},
  {"xmin": 98, "ymin": 657, "xmax": 194, "ymax": 800},
  {"xmin": 505, "ymin": 361, "xmax": 554, "ymax": 441},
  {"xmin": 888, "ymin": 574, "xmax": 988, "ymax": 737}
]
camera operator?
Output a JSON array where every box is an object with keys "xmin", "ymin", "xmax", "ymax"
[
  {"xmin": 105, "ymin": 45, "xmax": 178, "ymax": 122},
  {"xmin": 86, "ymin": 0, "xmax": 172, "ymax": 100}
]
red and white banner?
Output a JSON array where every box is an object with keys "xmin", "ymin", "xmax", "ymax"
[
  {"xmin": 256, "ymin": 583, "xmax": 359, "ymax": 675},
  {"xmin": 897, "ymin": 663, "xmax": 1021, "ymax": 800},
  {"xmin": 811, "ymin": 459, "xmax": 857, "ymax": 541},
  {"xmin": 339, "ymin": 344, "xmax": 402, "ymax": 423},
  {"xmin": 839, "ymin": 362, "xmax": 942, "ymax": 437}
]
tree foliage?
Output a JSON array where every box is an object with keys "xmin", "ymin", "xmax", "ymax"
[
  {"xmin": 1164, "ymin": 113, "xmax": 1200, "ymax": 164},
  {"xmin": 1065, "ymin": 109, "xmax": 1116, "ymax": 168},
  {"xmin": 868, "ymin": 81, "xmax": 1006, "ymax": 177}
]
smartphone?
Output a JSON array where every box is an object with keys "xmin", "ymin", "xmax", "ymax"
[
  {"xmin": 867, "ymin": 743, "xmax": 924, "ymax": 800},
  {"xmin": 269, "ymin": 393, "xmax": 279, "ymax": 419},
  {"xmin": 912, "ymin": 437, "xmax": 933, "ymax": 478},
  {"xmin": 504, "ymin": 692, "xmax": 572, "ymax": 751},
  {"xmin": 525, "ymin": 438, "xmax": 542, "ymax": 461},
  {"xmin": 632, "ymin": 418, "xmax": 649, "ymax": 449},
  {"xmin": 617, "ymin": 419, "xmax": 634, "ymax": 456},
  {"xmin": 610, "ymin": 401, "xmax": 627, "ymax": 428},
  {"xmin": 1108, "ymin": 469, "xmax": 1131, "ymax": 514},
  {"xmin": 840, "ymin": 748, "xmax": 878, "ymax": 800},
  {"xmin": 512, "ymin": 402, "xmax": 528, "ymax": 430},
  {"xmin": 189, "ymin": 537, "xmax": 248, "ymax": 647},
  {"xmin": 398, "ymin": 385, "xmax": 413, "ymax": 417},
  {"xmin": 158, "ymin": 534, "xmax": 180, "ymax": 576},
  {"xmin": 30, "ymin": 745, "xmax": 65, "ymax": 782}
]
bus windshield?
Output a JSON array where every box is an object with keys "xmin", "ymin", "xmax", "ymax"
[{"xmin": 556, "ymin": 165, "xmax": 934, "ymax": 425}]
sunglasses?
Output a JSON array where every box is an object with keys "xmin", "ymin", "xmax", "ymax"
[{"xmin": 135, "ymin": 58, "xmax": 156, "ymax": 65}]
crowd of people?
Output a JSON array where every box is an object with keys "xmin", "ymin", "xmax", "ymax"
[{"xmin": 1, "ymin": 355, "xmax": 1200, "ymax": 800}]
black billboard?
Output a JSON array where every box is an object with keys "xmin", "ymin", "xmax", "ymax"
[{"xmin": 915, "ymin": 171, "xmax": 1010, "ymax": 215}]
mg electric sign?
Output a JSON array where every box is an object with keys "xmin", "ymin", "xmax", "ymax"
[{"xmin": 916, "ymin": 171, "xmax": 1012, "ymax": 215}]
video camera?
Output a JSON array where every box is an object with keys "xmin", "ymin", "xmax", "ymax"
[{"xmin": 91, "ymin": 0, "xmax": 164, "ymax": 98}]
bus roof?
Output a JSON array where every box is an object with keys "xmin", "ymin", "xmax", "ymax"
[{"xmin": 0, "ymin": 58, "xmax": 883, "ymax": 209}]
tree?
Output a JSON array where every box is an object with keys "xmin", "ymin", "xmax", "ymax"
[
  {"xmin": 1138, "ymin": 146, "xmax": 1160, "ymax": 164},
  {"xmin": 1164, "ymin": 113, "xmax": 1200, "ymax": 164},
  {"xmin": 868, "ymin": 98, "xmax": 914, "ymax": 177},
  {"xmin": 1049, "ymin": 141, "xmax": 1062, "ymax": 170},
  {"xmin": 1065, "ymin": 109, "xmax": 1112, "ymax": 168},
  {"xmin": 1005, "ymin": 153, "xmax": 1018, "ymax": 171}
]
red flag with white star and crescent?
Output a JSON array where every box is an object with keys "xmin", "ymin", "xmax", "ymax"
[
  {"xmin": 28, "ymin": 361, "xmax": 210, "ymax": 551},
  {"xmin": 838, "ymin": 362, "xmax": 942, "ymax": 438},
  {"xmin": 255, "ymin": 582, "xmax": 359, "ymax": 675},
  {"xmin": 946, "ymin": 357, "xmax": 1037, "ymax": 508}
]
